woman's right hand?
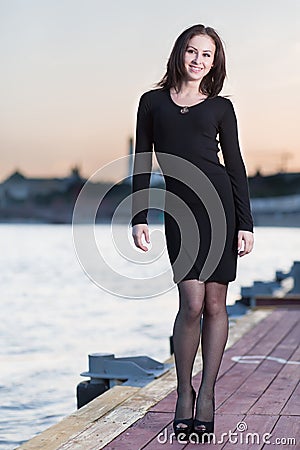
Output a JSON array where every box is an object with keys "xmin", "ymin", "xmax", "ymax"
[{"xmin": 132, "ymin": 224, "xmax": 150, "ymax": 252}]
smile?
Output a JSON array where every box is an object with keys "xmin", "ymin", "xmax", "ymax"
[{"xmin": 189, "ymin": 66, "xmax": 203, "ymax": 73}]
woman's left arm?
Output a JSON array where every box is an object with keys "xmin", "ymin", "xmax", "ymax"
[
  {"xmin": 237, "ymin": 230, "xmax": 254, "ymax": 257},
  {"xmin": 219, "ymin": 99, "xmax": 254, "ymax": 256}
]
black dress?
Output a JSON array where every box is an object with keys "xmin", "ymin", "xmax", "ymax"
[{"xmin": 131, "ymin": 88, "xmax": 253, "ymax": 284}]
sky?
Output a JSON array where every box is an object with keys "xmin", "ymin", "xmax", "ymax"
[{"xmin": 0, "ymin": 0, "xmax": 299, "ymax": 182}]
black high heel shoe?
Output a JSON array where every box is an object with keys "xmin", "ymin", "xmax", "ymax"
[
  {"xmin": 193, "ymin": 395, "xmax": 215, "ymax": 443},
  {"xmin": 173, "ymin": 387, "xmax": 196, "ymax": 441}
]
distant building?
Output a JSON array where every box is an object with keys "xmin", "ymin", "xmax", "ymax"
[
  {"xmin": 0, "ymin": 167, "xmax": 84, "ymax": 207},
  {"xmin": 0, "ymin": 167, "xmax": 86, "ymax": 222}
]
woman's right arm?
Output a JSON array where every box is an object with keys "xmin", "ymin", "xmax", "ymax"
[{"xmin": 131, "ymin": 92, "xmax": 153, "ymax": 251}]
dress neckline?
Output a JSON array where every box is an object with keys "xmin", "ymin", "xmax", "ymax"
[{"xmin": 167, "ymin": 89, "xmax": 210, "ymax": 109}]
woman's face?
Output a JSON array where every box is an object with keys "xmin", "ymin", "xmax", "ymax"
[{"xmin": 184, "ymin": 34, "xmax": 216, "ymax": 82}]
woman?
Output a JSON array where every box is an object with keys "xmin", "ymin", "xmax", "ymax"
[{"xmin": 131, "ymin": 24, "xmax": 254, "ymax": 442}]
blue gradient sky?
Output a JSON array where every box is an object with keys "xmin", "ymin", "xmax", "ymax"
[{"xmin": 1, "ymin": 0, "xmax": 299, "ymax": 181}]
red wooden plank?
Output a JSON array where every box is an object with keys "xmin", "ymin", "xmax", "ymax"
[
  {"xmin": 184, "ymin": 414, "xmax": 245, "ymax": 449},
  {"xmin": 281, "ymin": 381, "xmax": 300, "ymax": 416},
  {"xmin": 150, "ymin": 389, "xmax": 224, "ymax": 421},
  {"xmin": 217, "ymin": 356, "xmax": 292, "ymax": 415},
  {"xmin": 103, "ymin": 310, "xmax": 300, "ymax": 450},
  {"xmin": 142, "ymin": 422, "xmax": 189, "ymax": 449},
  {"xmin": 151, "ymin": 309, "xmax": 287, "ymax": 414},
  {"xmin": 261, "ymin": 416, "xmax": 299, "ymax": 449},
  {"xmin": 217, "ymin": 310, "xmax": 300, "ymax": 413},
  {"xmin": 221, "ymin": 414, "xmax": 278, "ymax": 450},
  {"xmin": 217, "ymin": 309, "xmax": 293, "ymax": 381},
  {"xmin": 255, "ymin": 297, "xmax": 300, "ymax": 306},
  {"xmin": 225, "ymin": 309, "xmax": 290, "ymax": 353},
  {"xmin": 149, "ymin": 390, "xmax": 176, "ymax": 413},
  {"xmin": 218, "ymin": 310, "xmax": 297, "ymax": 394},
  {"xmin": 103, "ymin": 411, "xmax": 173, "ymax": 450},
  {"xmin": 248, "ymin": 323, "xmax": 300, "ymax": 415},
  {"xmin": 228, "ymin": 308, "xmax": 299, "ymax": 359}
]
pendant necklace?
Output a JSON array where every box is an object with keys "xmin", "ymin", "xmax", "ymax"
[
  {"xmin": 179, "ymin": 98, "xmax": 206, "ymax": 114},
  {"xmin": 180, "ymin": 106, "xmax": 189, "ymax": 114}
]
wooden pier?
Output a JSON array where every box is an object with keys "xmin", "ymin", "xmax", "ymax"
[{"xmin": 18, "ymin": 306, "xmax": 299, "ymax": 450}]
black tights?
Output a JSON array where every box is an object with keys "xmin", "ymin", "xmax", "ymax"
[{"xmin": 173, "ymin": 279, "xmax": 229, "ymax": 423}]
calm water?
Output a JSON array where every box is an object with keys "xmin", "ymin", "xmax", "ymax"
[{"xmin": 1, "ymin": 224, "xmax": 300, "ymax": 449}]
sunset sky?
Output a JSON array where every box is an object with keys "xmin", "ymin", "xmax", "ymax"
[{"xmin": 1, "ymin": 0, "xmax": 299, "ymax": 182}]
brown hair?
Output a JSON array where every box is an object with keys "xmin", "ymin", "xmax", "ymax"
[{"xmin": 156, "ymin": 24, "xmax": 226, "ymax": 97}]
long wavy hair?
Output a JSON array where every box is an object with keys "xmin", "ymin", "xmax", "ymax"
[{"xmin": 156, "ymin": 24, "xmax": 227, "ymax": 97}]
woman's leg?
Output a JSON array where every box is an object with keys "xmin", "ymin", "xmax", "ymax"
[
  {"xmin": 195, "ymin": 281, "xmax": 229, "ymax": 426},
  {"xmin": 173, "ymin": 279, "xmax": 205, "ymax": 424}
]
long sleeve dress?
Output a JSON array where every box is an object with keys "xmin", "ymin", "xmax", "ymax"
[{"xmin": 131, "ymin": 88, "xmax": 253, "ymax": 284}]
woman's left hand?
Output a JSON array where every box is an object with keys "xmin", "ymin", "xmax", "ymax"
[{"xmin": 238, "ymin": 230, "xmax": 254, "ymax": 257}]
